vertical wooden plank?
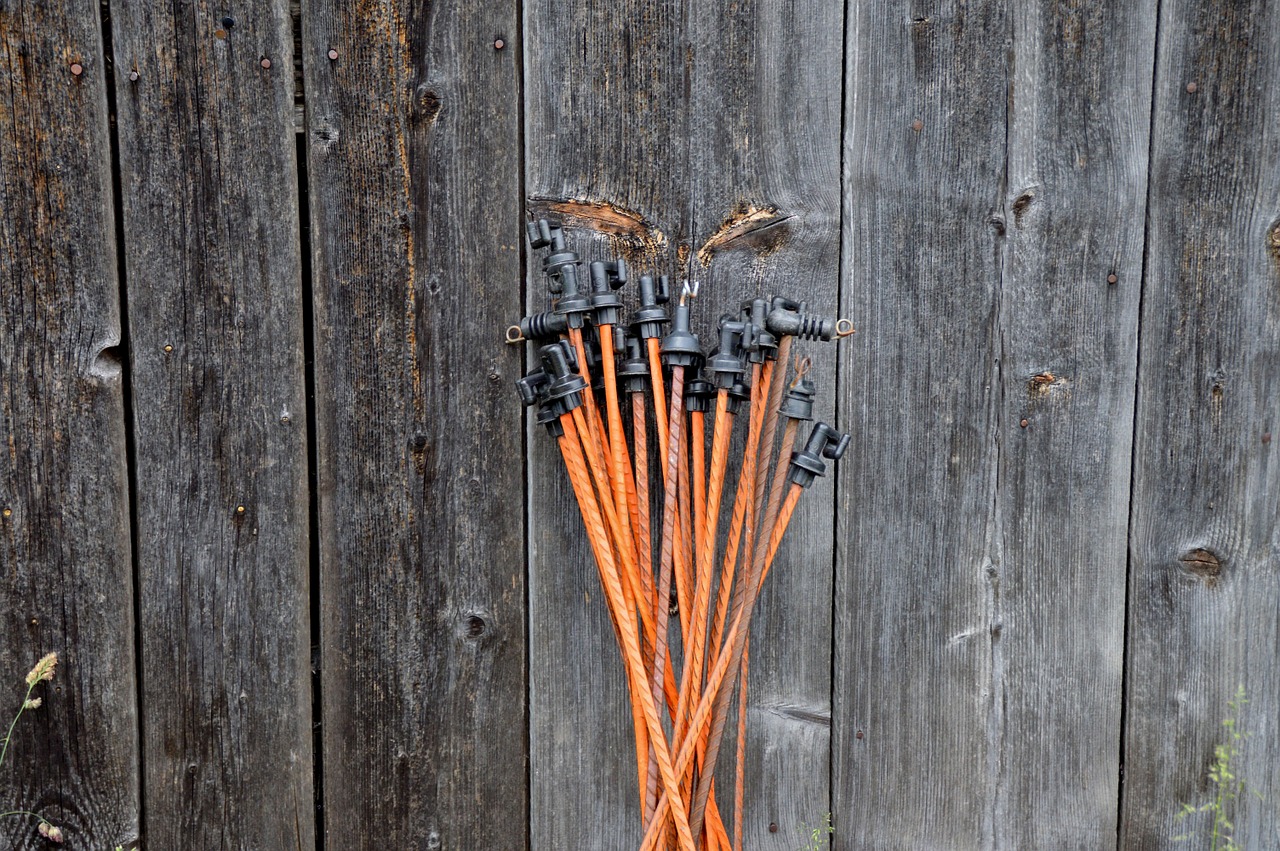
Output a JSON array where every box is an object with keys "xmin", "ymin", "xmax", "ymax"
[
  {"xmin": 303, "ymin": 1, "xmax": 526, "ymax": 847},
  {"xmin": 0, "ymin": 3, "xmax": 139, "ymax": 848},
  {"xmin": 524, "ymin": 4, "xmax": 690, "ymax": 847},
  {"xmin": 836, "ymin": 0, "xmax": 1153, "ymax": 846},
  {"xmin": 835, "ymin": 4, "xmax": 1008, "ymax": 845},
  {"xmin": 110, "ymin": 0, "xmax": 313, "ymax": 845},
  {"xmin": 688, "ymin": 3, "xmax": 844, "ymax": 848},
  {"xmin": 1121, "ymin": 1, "xmax": 1280, "ymax": 847},
  {"xmin": 994, "ymin": 1, "xmax": 1154, "ymax": 846}
]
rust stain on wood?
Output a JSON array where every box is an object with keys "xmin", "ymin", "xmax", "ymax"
[{"xmin": 696, "ymin": 204, "xmax": 791, "ymax": 266}]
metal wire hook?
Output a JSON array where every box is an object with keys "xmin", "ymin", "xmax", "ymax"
[
  {"xmin": 505, "ymin": 325, "xmax": 526, "ymax": 344},
  {"xmin": 790, "ymin": 355, "xmax": 812, "ymax": 387},
  {"xmin": 835, "ymin": 318, "xmax": 857, "ymax": 338}
]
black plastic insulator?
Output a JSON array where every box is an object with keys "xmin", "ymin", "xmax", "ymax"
[
  {"xmin": 518, "ymin": 310, "xmax": 569, "ymax": 342},
  {"xmin": 526, "ymin": 219, "xmax": 559, "ymax": 251},
  {"xmin": 788, "ymin": 422, "xmax": 851, "ymax": 488},
  {"xmin": 660, "ymin": 298, "xmax": 702, "ymax": 368},
  {"xmin": 539, "ymin": 341, "xmax": 588, "ymax": 423},
  {"xmin": 726, "ymin": 380, "xmax": 751, "ymax": 415},
  {"xmin": 685, "ymin": 376, "xmax": 716, "ymax": 413},
  {"xmin": 582, "ymin": 336, "xmax": 607, "ymax": 395},
  {"xmin": 515, "ymin": 369, "xmax": 548, "ymax": 408},
  {"xmin": 589, "ymin": 259, "xmax": 628, "ymax": 326},
  {"xmin": 766, "ymin": 296, "xmax": 836, "ymax": 342},
  {"xmin": 779, "ymin": 375, "xmax": 817, "ymax": 422},
  {"xmin": 706, "ymin": 318, "xmax": 747, "ymax": 390},
  {"xmin": 527, "ymin": 219, "xmax": 582, "ymax": 299},
  {"xmin": 617, "ymin": 335, "xmax": 650, "ymax": 394},
  {"xmin": 552, "ymin": 262, "xmax": 592, "ymax": 329},
  {"xmin": 516, "ymin": 366, "xmax": 567, "ymax": 436},
  {"xmin": 632, "ymin": 274, "xmax": 671, "ymax": 339},
  {"xmin": 741, "ymin": 297, "xmax": 778, "ymax": 363}
]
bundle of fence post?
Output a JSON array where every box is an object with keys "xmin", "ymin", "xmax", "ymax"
[{"xmin": 510, "ymin": 219, "xmax": 854, "ymax": 851}]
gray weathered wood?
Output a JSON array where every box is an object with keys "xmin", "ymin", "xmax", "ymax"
[
  {"xmin": 836, "ymin": 1, "xmax": 1154, "ymax": 847},
  {"xmin": 524, "ymin": 3, "xmax": 690, "ymax": 846},
  {"xmin": 1120, "ymin": 1, "xmax": 1280, "ymax": 847},
  {"xmin": 110, "ymin": 0, "xmax": 314, "ymax": 845},
  {"xmin": 526, "ymin": 2, "xmax": 844, "ymax": 846},
  {"xmin": 688, "ymin": 4, "xmax": 844, "ymax": 848},
  {"xmin": 302, "ymin": 2, "xmax": 526, "ymax": 847},
  {"xmin": 0, "ymin": 3, "xmax": 140, "ymax": 848}
]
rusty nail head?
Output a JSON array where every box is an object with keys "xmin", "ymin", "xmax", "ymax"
[
  {"xmin": 70, "ymin": 63, "xmax": 83, "ymax": 76},
  {"xmin": 494, "ymin": 38, "xmax": 505, "ymax": 50},
  {"xmin": 215, "ymin": 29, "xmax": 227, "ymax": 39},
  {"xmin": 1264, "ymin": 432, "xmax": 1272, "ymax": 444},
  {"xmin": 328, "ymin": 48, "xmax": 339, "ymax": 60},
  {"xmin": 260, "ymin": 57, "xmax": 272, "ymax": 69},
  {"xmin": 911, "ymin": 119, "xmax": 923, "ymax": 132},
  {"xmin": 1020, "ymin": 418, "xmax": 1029, "ymax": 428},
  {"xmin": 1186, "ymin": 81, "xmax": 1198, "ymax": 93},
  {"xmin": 768, "ymin": 823, "xmax": 778, "ymax": 833},
  {"xmin": 1107, "ymin": 273, "xmax": 1118, "ymax": 284},
  {"xmin": 236, "ymin": 505, "xmax": 246, "ymax": 514},
  {"xmin": 855, "ymin": 730, "xmax": 864, "ymax": 739}
]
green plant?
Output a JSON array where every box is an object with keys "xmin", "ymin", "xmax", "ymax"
[
  {"xmin": 1, "ymin": 652, "xmax": 62, "ymax": 843},
  {"xmin": 1174, "ymin": 685, "xmax": 1257, "ymax": 851},
  {"xmin": 798, "ymin": 812, "xmax": 834, "ymax": 851}
]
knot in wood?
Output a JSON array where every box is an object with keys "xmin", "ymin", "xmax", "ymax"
[{"xmin": 1179, "ymin": 548, "xmax": 1222, "ymax": 586}]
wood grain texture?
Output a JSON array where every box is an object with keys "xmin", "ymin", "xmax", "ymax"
[
  {"xmin": 524, "ymin": 2, "xmax": 690, "ymax": 847},
  {"xmin": 302, "ymin": 1, "xmax": 526, "ymax": 847},
  {"xmin": 526, "ymin": 1, "xmax": 844, "ymax": 846},
  {"xmin": 687, "ymin": 2, "xmax": 844, "ymax": 848},
  {"xmin": 0, "ymin": 3, "xmax": 139, "ymax": 848},
  {"xmin": 1120, "ymin": 1, "xmax": 1280, "ymax": 847},
  {"xmin": 110, "ymin": 0, "xmax": 314, "ymax": 845},
  {"xmin": 835, "ymin": 1, "xmax": 1153, "ymax": 847}
]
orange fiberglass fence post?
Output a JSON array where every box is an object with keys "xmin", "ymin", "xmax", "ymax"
[{"xmin": 514, "ymin": 219, "xmax": 856, "ymax": 851}]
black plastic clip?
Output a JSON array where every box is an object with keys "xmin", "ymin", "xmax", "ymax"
[
  {"xmin": 589, "ymin": 258, "xmax": 628, "ymax": 327},
  {"xmin": 617, "ymin": 334, "xmax": 650, "ymax": 395},
  {"xmin": 788, "ymin": 422, "xmax": 850, "ymax": 488},
  {"xmin": 740, "ymin": 297, "xmax": 779, "ymax": 363},
  {"xmin": 706, "ymin": 317, "xmax": 747, "ymax": 389},
  {"xmin": 632, "ymin": 274, "xmax": 671, "ymax": 340},
  {"xmin": 660, "ymin": 283, "xmax": 702, "ymax": 368}
]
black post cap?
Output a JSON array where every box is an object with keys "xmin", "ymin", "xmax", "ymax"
[
  {"xmin": 632, "ymin": 274, "xmax": 670, "ymax": 339},
  {"xmin": 779, "ymin": 375, "xmax": 817, "ymax": 422},
  {"xmin": 706, "ymin": 318, "xmax": 747, "ymax": 389},
  {"xmin": 539, "ymin": 341, "xmax": 588, "ymax": 420},
  {"xmin": 660, "ymin": 287, "xmax": 702, "ymax": 368},
  {"xmin": 685, "ymin": 375, "xmax": 716, "ymax": 413},
  {"xmin": 788, "ymin": 422, "xmax": 850, "ymax": 488},
  {"xmin": 741, "ymin": 297, "xmax": 778, "ymax": 363},
  {"xmin": 617, "ymin": 334, "xmax": 650, "ymax": 394},
  {"xmin": 726, "ymin": 380, "xmax": 751, "ymax": 415},
  {"xmin": 589, "ymin": 258, "xmax": 628, "ymax": 326}
]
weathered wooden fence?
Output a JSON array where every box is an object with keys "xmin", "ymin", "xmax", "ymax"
[{"xmin": 1, "ymin": 0, "xmax": 1277, "ymax": 848}]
